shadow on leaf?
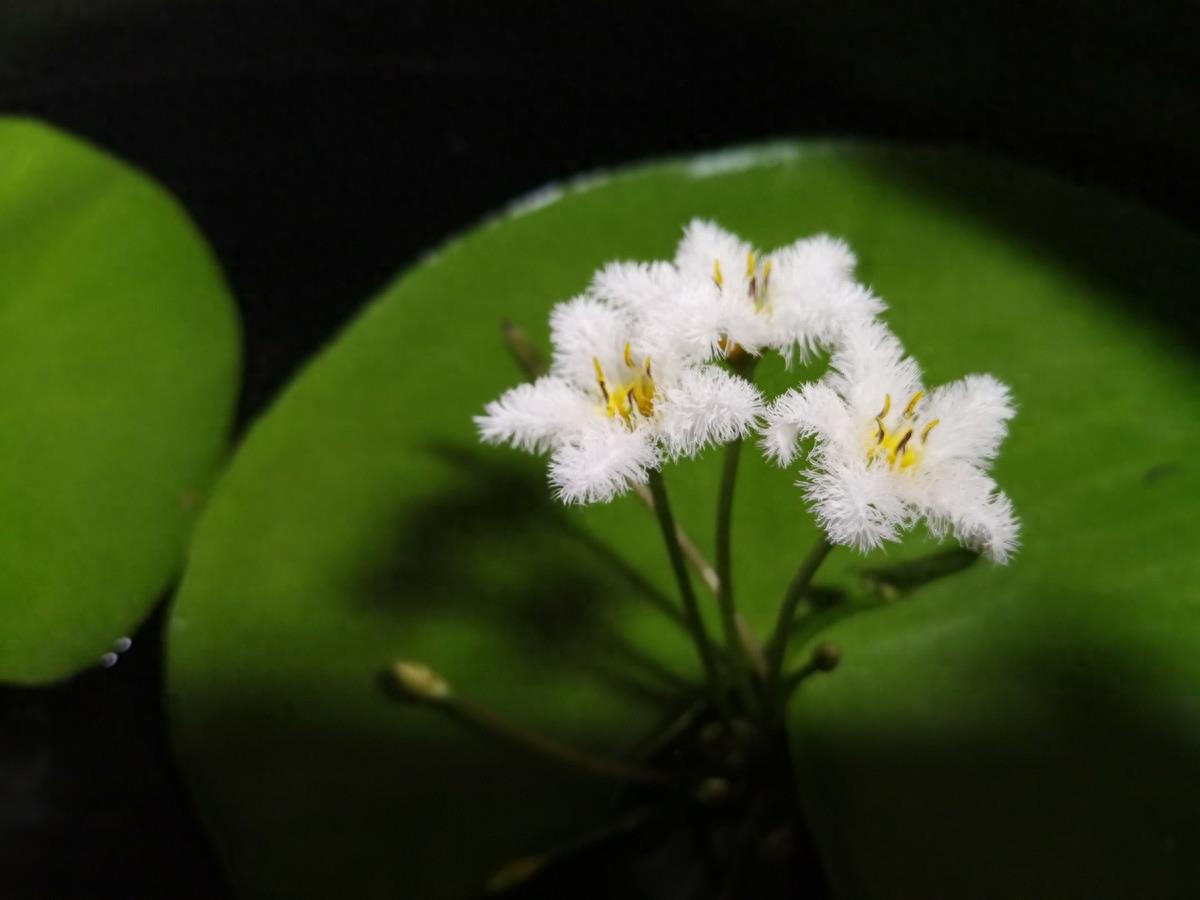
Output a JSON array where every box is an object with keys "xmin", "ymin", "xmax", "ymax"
[{"xmin": 354, "ymin": 441, "xmax": 694, "ymax": 707}]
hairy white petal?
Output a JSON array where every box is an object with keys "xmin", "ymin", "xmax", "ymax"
[
  {"xmin": 670, "ymin": 220, "xmax": 891, "ymax": 362},
  {"xmin": 656, "ymin": 367, "xmax": 765, "ymax": 459},
  {"xmin": 590, "ymin": 260, "xmax": 718, "ymax": 364},
  {"xmin": 630, "ymin": 275, "xmax": 728, "ymax": 364},
  {"xmin": 766, "ymin": 235, "xmax": 878, "ymax": 363},
  {"xmin": 474, "ymin": 377, "xmax": 593, "ymax": 452},
  {"xmin": 761, "ymin": 384, "xmax": 854, "ymax": 467},
  {"xmin": 826, "ymin": 318, "xmax": 923, "ymax": 420},
  {"xmin": 589, "ymin": 260, "xmax": 679, "ymax": 317},
  {"xmin": 783, "ymin": 233, "xmax": 857, "ymax": 279},
  {"xmin": 650, "ymin": 277, "xmax": 770, "ymax": 363},
  {"xmin": 801, "ymin": 460, "xmax": 907, "ymax": 553},
  {"xmin": 922, "ymin": 374, "xmax": 1016, "ymax": 467},
  {"xmin": 548, "ymin": 422, "xmax": 660, "ymax": 504},
  {"xmin": 770, "ymin": 282, "xmax": 887, "ymax": 365},
  {"xmin": 674, "ymin": 220, "xmax": 764, "ymax": 348},
  {"xmin": 919, "ymin": 462, "xmax": 1020, "ymax": 563},
  {"xmin": 715, "ymin": 292, "xmax": 773, "ymax": 358},
  {"xmin": 674, "ymin": 219, "xmax": 753, "ymax": 284},
  {"xmin": 548, "ymin": 295, "xmax": 632, "ymax": 390}
]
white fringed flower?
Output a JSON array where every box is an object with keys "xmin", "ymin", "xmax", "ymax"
[
  {"xmin": 593, "ymin": 219, "xmax": 884, "ymax": 365},
  {"xmin": 477, "ymin": 293, "xmax": 764, "ymax": 504},
  {"xmin": 762, "ymin": 319, "xmax": 1019, "ymax": 562}
]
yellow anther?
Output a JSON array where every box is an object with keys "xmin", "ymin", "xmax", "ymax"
[
  {"xmin": 391, "ymin": 661, "xmax": 451, "ymax": 702},
  {"xmin": 594, "ymin": 344, "xmax": 657, "ymax": 425},
  {"xmin": 610, "ymin": 390, "xmax": 630, "ymax": 421},
  {"xmin": 869, "ymin": 393, "xmax": 936, "ymax": 470},
  {"xmin": 633, "ymin": 386, "xmax": 654, "ymax": 417},
  {"xmin": 903, "ymin": 391, "xmax": 924, "ymax": 419},
  {"xmin": 762, "ymin": 257, "xmax": 772, "ymax": 288},
  {"xmin": 593, "ymin": 357, "xmax": 609, "ymax": 402},
  {"xmin": 746, "ymin": 252, "xmax": 761, "ymax": 302},
  {"xmin": 713, "ymin": 258, "xmax": 724, "ymax": 287},
  {"xmin": 897, "ymin": 432, "xmax": 912, "ymax": 472}
]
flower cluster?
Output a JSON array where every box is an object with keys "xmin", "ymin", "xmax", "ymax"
[{"xmin": 477, "ymin": 219, "xmax": 1019, "ymax": 562}]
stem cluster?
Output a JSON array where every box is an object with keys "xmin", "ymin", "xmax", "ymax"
[
  {"xmin": 644, "ymin": 352, "xmax": 836, "ymax": 725},
  {"xmin": 386, "ymin": 327, "xmax": 844, "ymax": 895}
]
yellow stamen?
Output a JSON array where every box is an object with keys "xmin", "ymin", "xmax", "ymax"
[
  {"xmin": 611, "ymin": 390, "xmax": 631, "ymax": 421},
  {"xmin": 745, "ymin": 250, "xmax": 757, "ymax": 278},
  {"xmin": 634, "ymin": 389, "xmax": 653, "ymax": 416},
  {"xmin": 595, "ymin": 347, "xmax": 657, "ymax": 424},
  {"xmin": 719, "ymin": 337, "xmax": 747, "ymax": 363},
  {"xmin": 593, "ymin": 357, "xmax": 609, "ymax": 402},
  {"xmin": 903, "ymin": 391, "xmax": 924, "ymax": 419},
  {"xmin": 762, "ymin": 257, "xmax": 772, "ymax": 289},
  {"xmin": 868, "ymin": 393, "xmax": 938, "ymax": 470},
  {"xmin": 870, "ymin": 421, "xmax": 920, "ymax": 470},
  {"xmin": 713, "ymin": 258, "xmax": 724, "ymax": 287}
]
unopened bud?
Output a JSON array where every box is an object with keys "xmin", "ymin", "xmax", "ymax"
[
  {"xmin": 390, "ymin": 660, "xmax": 452, "ymax": 702},
  {"xmin": 487, "ymin": 855, "xmax": 545, "ymax": 893},
  {"xmin": 501, "ymin": 321, "xmax": 549, "ymax": 379},
  {"xmin": 698, "ymin": 721, "xmax": 726, "ymax": 746},
  {"xmin": 758, "ymin": 825, "xmax": 795, "ymax": 863},
  {"xmin": 695, "ymin": 776, "xmax": 731, "ymax": 806},
  {"xmin": 728, "ymin": 718, "xmax": 755, "ymax": 747},
  {"xmin": 812, "ymin": 643, "xmax": 841, "ymax": 672}
]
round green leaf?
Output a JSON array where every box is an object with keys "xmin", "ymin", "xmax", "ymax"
[
  {"xmin": 168, "ymin": 143, "xmax": 1200, "ymax": 897},
  {"xmin": 0, "ymin": 118, "xmax": 240, "ymax": 683}
]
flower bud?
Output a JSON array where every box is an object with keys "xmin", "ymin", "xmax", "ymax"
[
  {"xmin": 812, "ymin": 642, "xmax": 841, "ymax": 672},
  {"xmin": 389, "ymin": 660, "xmax": 452, "ymax": 702}
]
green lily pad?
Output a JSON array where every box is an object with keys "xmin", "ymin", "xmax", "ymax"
[
  {"xmin": 168, "ymin": 143, "xmax": 1200, "ymax": 898},
  {"xmin": 0, "ymin": 118, "xmax": 240, "ymax": 683}
]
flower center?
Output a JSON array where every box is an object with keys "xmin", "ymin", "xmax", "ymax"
[
  {"xmin": 713, "ymin": 250, "xmax": 773, "ymax": 311},
  {"xmin": 868, "ymin": 391, "xmax": 940, "ymax": 470},
  {"xmin": 593, "ymin": 342, "xmax": 655, "ymax": 426}
]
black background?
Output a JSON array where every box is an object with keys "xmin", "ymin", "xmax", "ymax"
[{"xmin": 0, "ymin": 2, "xmax": 1197, "ymax": 896}]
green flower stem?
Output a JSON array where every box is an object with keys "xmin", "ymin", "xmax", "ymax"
[
  {"xmin": 447, "ymin": 694, "xmax": 671, "ymax": 786},
  {"xmin": 387, "ymin": 660, "xmax": 669, "ymax": 784},
  {"xmin": 765, "ymin": 536, "xmax": 834, "ymax": 694},
  {"xmin": 388, "ymin": 657, "xmax": 667, "ymax": 787},
  {"xmin": 632, "ymin": 481, "xmax": 721, "ymax": 595},
  {"xmin": 487, "ymin": 806, "xmax": 660, "ymax": 894},
  {"xmin": 647, "ymin": 468, "xmax": 725, "ymax": 710},
  {"xmin": 715, "ymin": 434, "xmax": 757, "ymax": 710},
  {"xmin": 720, "ymin": 353, "xmax": 764, "ymax": 655}
]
